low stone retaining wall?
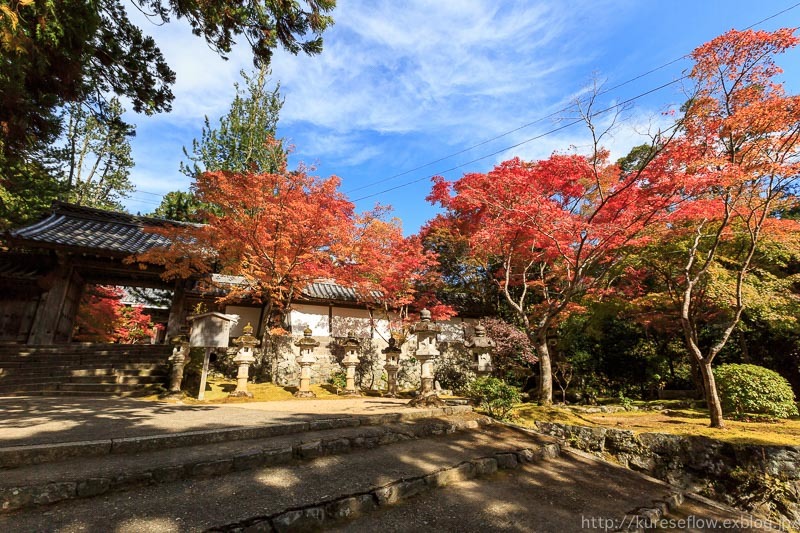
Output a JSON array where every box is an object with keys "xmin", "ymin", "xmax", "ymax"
[{"xmin": 533, "ymin": 421, "xmax": 800, "ymax": 528}]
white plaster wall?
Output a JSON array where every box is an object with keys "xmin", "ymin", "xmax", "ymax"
[
  {"xmin": 290, "ymin": 304, "xmax": 330, "ymax": 336},
  {"xmin": 331, "ymin": 307, "xmax": 372, "ymax": 338},
  {"xmin": 369, "ymin": 310, "xmax": 398, "ymax": 342},
  {"xmin": 438, "ymin": 317, "xmax": 477, "ymax": 342},
  {"xmin": 224, "ymin": 306, "xmax": 261, "ymax": 338}
]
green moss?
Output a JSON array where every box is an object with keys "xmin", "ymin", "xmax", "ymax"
[{"xmin": 512, "ymin": 404, "xmax": 800, "ymax": 446}]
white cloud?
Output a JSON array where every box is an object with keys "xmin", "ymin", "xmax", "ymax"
[
  {"xmin": 270, "ymin": 0, "xmax": 622, "ymax": 141},
  {"xmin": 120, "ymin": 0, "xmax": 636, "ymax": 210}
]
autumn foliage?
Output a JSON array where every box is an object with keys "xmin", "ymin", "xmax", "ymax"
[
  {"xmin": 644, "ymin": 28, "xmax": 800, "ymax": 427},
  {"xmin": 74, "ymin": 285, "xmax": 156, "ymax": 343},
  {"xmin": 136, "ymin": 156, "xmax": 450, "ymax": 334},
  {"xmin": 428, "ymin": 144, "xmax": 680, "ymax": 404}
]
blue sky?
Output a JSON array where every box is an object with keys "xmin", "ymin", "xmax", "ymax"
[{"xmin": 123, "ymin": 1, "xmax": 800, "ymax": 234}]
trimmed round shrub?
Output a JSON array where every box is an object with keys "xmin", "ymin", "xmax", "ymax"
[
  {"xmin": 466, "ymin": 376, "xmax": 521, "ymax": 420},
  {"xmin": 714, "ymin": 364, "xmax": 798, "ymax": 419}
]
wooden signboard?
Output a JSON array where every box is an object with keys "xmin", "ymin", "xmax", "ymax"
[{"xmin": 187, "ymin": 312, "xmax": 239, "ymax": 400}]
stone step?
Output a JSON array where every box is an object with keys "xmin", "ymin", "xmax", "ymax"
[
  {"xmin": 0, "ymin": 347, "xmax": 170, "ymax": 361},
  {"xmin": 0, "ymin": 389, "xmax": 160, "ymax": 399},
  {"xmin": 0, "ymin": 357, "xmax": 169, "ymax": 366},
  {"xmin": 0, "ymin": 343, "xmax": 171, "ymax": 351},
  {"xmin": 0, "ymin": 372, "xmax": 167, "ymax": 387},
  {"xmin": 318, "ymin": 449, "xmax": 769, "ymax": 533},
  {"xmin": 48, "ymin": 383, "xmax": 161, "ymax": 394},
  {"xmin": 0, "ymin": 405, "xmax": 475, "ymax": 469},
  {"xmin": 0, "ymin": 416, "xmax": 560, "ymax": 528},
  {"xmin": 0, "ymin": 362, "xmax": 168, "ymax": 373},
  {"xmin": 0, "ymin": 367, "xmax": 167, "ymax": 378}
]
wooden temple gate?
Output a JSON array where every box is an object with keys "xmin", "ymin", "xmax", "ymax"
[{"xmin": 0, "ymin": 202, "xmax": 190, "ymax": 345}]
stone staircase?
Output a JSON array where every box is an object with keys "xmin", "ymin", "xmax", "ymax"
[
  {"xmin": 0, "ymin": 402, "xmax": 770, "ymax": 532},
  {"xmin": 0, "ymin": 344, "xmax": 170, "ymax": 397}
]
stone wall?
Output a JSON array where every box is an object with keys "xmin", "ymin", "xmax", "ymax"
[{"xmin": 533, "ymin": 421, "xmax": 800, "ymax": 527}]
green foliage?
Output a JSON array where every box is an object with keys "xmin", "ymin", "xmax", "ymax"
[
  {"xmin": 1, "ymin": 0, "xmax": 173, "ymax": 163},
  {"xmin": 434, "ymin": 345, "xmax": 474, "ymax": 393},
  {"xmin": 616, "ymin": 143, "xmax": 659, "ymax": 173},
  {"xmin": 328, "ymin": 371, "xmax": 347, "ymax": 393},
  {"xmin": 557, "ymin": 304, "xmax": 693, "ymax": 401},
  {"xmin": 0, "ymin": 152, "xmax": 65, "ymax": 230},
  {"xmin": 617, "ymin": 391, "xmax": 634, "ymax": 411},
  {"xmin": 150, "ymin": 191, "xmax": 208, "ymax": 222},
  {"xmin": 714, "ymin": 364, "xmax": 798, "ymax": 419},
  {"xmin": 1, "ymin": 0, "xmax": 333, "ymax": 226},
  {"xmin": 60, "ymin": 98, "xmax": 134, "ymax": 210},
  {"xmin": 723, "ymin": 468, "xmax": 799, "ymax": 524},
  {"xmin": 419, "ymin": 222, "xmax": 498, "ymax": 316},
  {"xmin": 181, "ymin": 66, "xmax": 286, "ymax": 177},
  {"xmin": 466, "ymin": 376, "xmax": 521, "ymax": 420}
]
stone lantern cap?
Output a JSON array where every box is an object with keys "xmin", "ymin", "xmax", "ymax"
[
  {"xmin": 340, "ymin": 331, "xmax": 361, "ymax": 350},
  {"xmin": 464, "ymin": 324, "xmax": 496, "ymax": 349},
  {"xmin": 412, "ymin": 308, "xmax": 441, "ymax": 334},
  {"xmin": 234, "ymin": 322, "xmax": 260, "ymax": 349},
  {"xmin": 295, "ymin": 326, "xmax": 320, "ymax": 349},
  {"xmin": 382, "ymin": 336, "xmax": 402, "ymax": 355}
]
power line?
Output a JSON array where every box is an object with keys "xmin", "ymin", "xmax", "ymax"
[
  {"xmin": 344, "ymin": 2, "xmax": 800, "ymax": 200},
  {"xmin": 351, "ymin": 77, "xmax": 685, "ymax": 202},
  {"xmin": 131, "ymin": 2, "xmax": 800, "ymax": 203}
]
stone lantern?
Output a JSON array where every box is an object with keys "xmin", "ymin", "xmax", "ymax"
[
  {"xmin": 340, "ymin": 331, "xmax": 362, "ymax": 396},
  {"xmin": 464, "ymin": 324, "xmax": 495, "ymax": 377},
  {"xmin": 294, "ymin": 326, "xmax": 320, "ymax": 398},
  {"xmin": 381, "ymin": 337, "xmax": 403, "ymax": 397},
  {"xmin": 410, "ymin": 309, "xmax": 441, "ymax": 402},
  {"xmin": 165, "ymin": 335, "xmax": 190, "ymax": 398},
  {"xmin": 229, "ymin": 322, "xmax": 259, "ymax": 398}
]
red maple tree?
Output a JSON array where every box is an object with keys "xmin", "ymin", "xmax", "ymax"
[
  {"xmin": 428, "ymin": 101, "xmax": 681, "ymax": 404},
  {"xmin": 652, "ymin": 28, "xmax": 800, "ymax": 428},
  {"xmin": 343, "ymin": 213, "xmax": 454, "ymax": 338},
  {"xmin": 74, "ymin": 285, "xmax": 155, "ymax": 343},
  {"xmin": 137, "ymin": 161, "xmax": 355, "ymax": 333}
]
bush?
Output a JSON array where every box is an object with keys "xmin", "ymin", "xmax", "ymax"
[
  {"xmin": 466, "ymin": 376, "xmax": 521, "ymax": 420},
  {"xmin": 328, "ymin": 371, "xmax": 347, "ymax": 394},
  {"xmin": 714, "ymin": 364, "xmax": 798, "ymax": 419}
]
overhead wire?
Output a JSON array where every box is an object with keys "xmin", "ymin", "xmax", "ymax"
[
  {"xmin": 345, "ymin": 2, "xmax": 800, "ymax": 202},
  {"xmin": 130, "ymin": 2, "xmax": 800, "ymax": 204},
  {"xmin": 351, "ymin": 77, "xmax": 686, "ymax": 202}
]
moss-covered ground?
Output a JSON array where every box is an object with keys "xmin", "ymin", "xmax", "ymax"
[
  {"xmin": 142, "ymin": 375, "xmax": 418, "ymax": 404},
  {"xmin": 512, "ymin": 403, "xmax": 800, "ymax": 447}
]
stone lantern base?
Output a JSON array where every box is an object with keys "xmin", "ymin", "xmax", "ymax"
[
  {"xmin": 228, "ymin": 390, "xmax": 254, "ymax": 399},
  {"xmin": 161, "ymin": 389, "xmax": 187, "ymax": 400},
  {"xmin": 294, "ymin": 389, "xmax": 316, "ymax": 398},
  {"xmin": 407, "ymin": 393, "xmax": 446, "ymax": 408}
]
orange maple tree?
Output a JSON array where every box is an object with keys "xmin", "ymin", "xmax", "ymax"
[
  {"xmin": 137, "ymin": 155, "xmax": 448, "ymax": 337},
  {"xmin": 652, "ymin": 27, "xmax": 800, "ymax": 428},
  {"xmin": 137, "ymin": 162, "xmax": 354, "ymax": 333}
]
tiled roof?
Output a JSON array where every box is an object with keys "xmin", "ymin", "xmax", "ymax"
[
  {"xmin": 200, "ymin": 276, "xmax": 383, "ymax": 305},
  {"xmin": 302, "ymin": 281, "xmax": 383, "ymax": 304},
  {"xmin": 9, "ymin": 202, "xmax": 185, "ymax": 256}
]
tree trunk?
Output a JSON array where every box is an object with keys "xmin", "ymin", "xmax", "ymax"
[
  {"xmin": 536, "ymin": 340, "xmax": 553, "ymax": 406},
  {"xmin": 699, "ymin": 360, "xmax": 725, "ymax": 428}
]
